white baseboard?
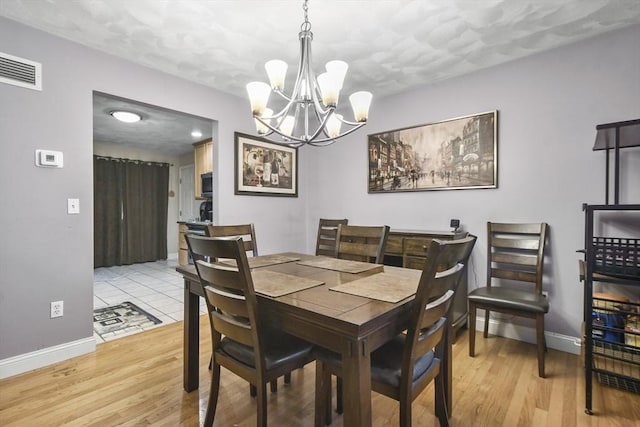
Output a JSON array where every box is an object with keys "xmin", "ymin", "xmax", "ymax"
[
  {"xmin": 0, "ymin": 337, "xmax": 96, "ymax": 379},
  {"xmin": 167, "ymin": 252, "xmax": 178, "ymax": 261},
  {"xmin": 475, "ymin": 317, "xmax": 581, "ymax": 355}
]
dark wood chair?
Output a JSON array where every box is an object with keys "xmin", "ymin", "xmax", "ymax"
[
  {"xmin": 185, "ymin": 234, "xmax": 314, "ymax": 427},
  {"xmin": 316, "ymin": 218, "xmax": 348, "ymax": 257},
  {"xmin": 467, "ymin": 222, "xmax": 549, "ymax": 377},
  {"xmin": 334, "ymin": 224, "xmax": 390, "ymax": 263},
  {"xmin": 207, "ymin": 223, "xmax": 258, "ymax": 256},
  {"xmin": 331, "ymin": 223, "xmax": 389, "ymax": 412},
  {"xmin": 205, "ymin": 223, "xmax": 278, "ymax": 389},
  {"xmin": 315, "ymin": 236, "xmax": 477, "ymax": 427}
]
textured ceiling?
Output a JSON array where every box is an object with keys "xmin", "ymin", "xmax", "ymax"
[{"xmin": 3, "ymin": 0, "xmax": 640, "ymax": 153}]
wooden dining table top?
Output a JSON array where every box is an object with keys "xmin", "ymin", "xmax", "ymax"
[
  {"xmin": 178, "ymin": 252, "xmax": 422, "ymax": 334},
  {"xmin": 176, "ymin": 252, "xmax": 442, "ymax": 427}
]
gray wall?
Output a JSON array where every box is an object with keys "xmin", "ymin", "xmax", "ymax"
[
  {"xmin": 305, "ymin": 24, "xmax": 640, "ymax": 338},
  {"xmin": 0, "ymin": 17, "xmax": 308, "ymax": 360}
]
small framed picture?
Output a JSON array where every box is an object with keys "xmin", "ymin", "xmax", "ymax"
[{"xmin": 234, "ymin": 132, "xmax": 298, "ymax": 197}]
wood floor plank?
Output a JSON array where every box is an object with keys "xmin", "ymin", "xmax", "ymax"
[{"xmin": 1, "ymin": 317, "xmax": 639, "ymax": 426}]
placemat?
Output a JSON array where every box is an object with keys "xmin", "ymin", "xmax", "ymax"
[
  {"xmin": 297, "ymin": 258, "xmax": 384, "ymax": 274},
  {"xmin": 221, "ymin": 254, "xmax": 301, "ymax": 269},
  {"xmin": 329, "ymin": 272, "xmax": 418, "ymax": 303},
  {"xmin": 252, "ymin": 270, "xmax": 325, "ymax": 297}
]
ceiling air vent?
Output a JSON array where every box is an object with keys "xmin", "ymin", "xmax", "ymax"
[{"xmin": 0, "ymin": 52, "xmax": 42, "ymax": 91}]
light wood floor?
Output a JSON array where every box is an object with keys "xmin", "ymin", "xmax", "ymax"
[{"xmin": 1, "ymin": 316, "xmax": 639, "ymax": 426}]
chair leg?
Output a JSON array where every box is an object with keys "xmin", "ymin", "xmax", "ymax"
[
  {"xmin": 284, "ymin": 372, "xmax": 292, "ymax": 384},
  {"xmin": 250, "ymin": 384, "xmax": 257, "ymax": 397},
  {"xmin": 204, "ymin": 363, "xmax": 221, "ymax": 427},
  {"xmin": 256, "ymin": 383, "xmax": 268, "ymax": 427},
  {"xmin": 399, "ymin": 390, "xmax": 413, "ymax": 427},
  {"xmin": 314, "ymin": 361, "xmax": 332, "ymax": 426},
  {"xmin": 336, "ymin": 376, "xmax": 343, "ymax": 414},
  {"xmin": 483, "ymin": 309, "xmax": 490, "ymax": 338},
  {"xmin": 536, "ymin": 314, "xmax": 546, "ymax": 378},
  {"xmin": 270, "ymin": 379, "xmax": 278, "ymax": 393},
  {"xmin": 434, "ymin": 371, "xmax": 449, "ymax": 427},
  {"xmin": 468, "ymin": 302, "xmax": 476, "ymax": 357}
]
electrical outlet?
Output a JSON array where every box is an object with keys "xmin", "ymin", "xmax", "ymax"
[
  {"xmin": 542, "ymin": 291, "xmax": 549, "ymax": 298},
  {"xmin": 50, "ymin": 301, "xmax": 64, "ymax": 318}
]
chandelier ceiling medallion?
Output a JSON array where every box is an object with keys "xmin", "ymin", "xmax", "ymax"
[{"xmin": 246, "ymin": 0, "xmax": 372, "ymax": 147}]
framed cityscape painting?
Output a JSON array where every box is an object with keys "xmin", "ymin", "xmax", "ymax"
[
  {"xmin": 368, "ymin": 111, "xmax": 498, "ymax": 193},
  {"xmin": 234, "ymin": 132, "xmax": 298, "ymax": 197}
]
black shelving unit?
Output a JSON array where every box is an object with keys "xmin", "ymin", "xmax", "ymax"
[
  {"xmin": 582, "ymin": 204, "xmax": 640, "ymax": 414},
  {"xmin": 582, "ymin": 118, "xmax": 640, "ymax": 414}
]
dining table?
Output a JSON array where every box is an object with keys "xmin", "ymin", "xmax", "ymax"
[{"xmin": 176, "ymin": 252, "xmax": 454, "ymax": 427}]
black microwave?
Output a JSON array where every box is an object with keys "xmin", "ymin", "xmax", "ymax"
[{"xmin": 201, "ymin": 172, "xmax": 213, "ymax": 198}]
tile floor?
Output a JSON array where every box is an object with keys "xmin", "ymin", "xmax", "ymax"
[{"xmin": 93, "ymin": 258, "xmax": 206, "ymax": 343}]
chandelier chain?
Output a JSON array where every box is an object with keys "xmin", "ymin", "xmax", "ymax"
[{"xmin": 301, "ymin": 0, "xmax": 311, "ymax": 32}]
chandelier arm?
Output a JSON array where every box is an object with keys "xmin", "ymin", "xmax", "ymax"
[
  {"xmin": 272, "ymin": 89, "xmax": 293, "ymax": 103},
  {"xmin": 263, "ymin": 119, "xmax": 366, "ymax": 146}
]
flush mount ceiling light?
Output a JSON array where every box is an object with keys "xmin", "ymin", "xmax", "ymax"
[
  {"xmin": 191, "ymin": 130, "xmax": 203, "ymax": 138},
  {"xmin": 110, "ymin": 110, "xmax": 142, "ymax": 123},
  {"xmin": 246, "ymin": 0, "xmax": 372, "ymax": 147}
]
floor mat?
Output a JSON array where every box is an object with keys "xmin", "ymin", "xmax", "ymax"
[{"xmin": 93, "ymin": 301, "xmax": 162, "ymax": 341}]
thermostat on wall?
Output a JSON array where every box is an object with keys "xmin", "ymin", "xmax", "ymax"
[{"xmin": 35, "ymin": 149, "xmax": 63, "ymax": 168}]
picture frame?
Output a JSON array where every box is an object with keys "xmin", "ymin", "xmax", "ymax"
[
  {"xmin": 368, "ymin": 110, "xmax": 498, "ymax": 193},
  {"xmin": 234, "ymin": 132, "xmax": 298, "ymax": 197}
]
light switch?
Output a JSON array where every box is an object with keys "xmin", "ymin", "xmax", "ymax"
[{"xmin": 67, "ymin": 198, "xmax": 80, "ymax": 214}]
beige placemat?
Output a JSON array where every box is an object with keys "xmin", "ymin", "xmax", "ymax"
[
  {"xmin": 252, "ymin": 270, "xmax": 325, "ymax": 298},
  {"xmin": 329, "ymin": 272, "xmax": 418, "ymax": 303},
  {"xmin": 297, "ymin": 258, "xmax": 384, "ymax": 274},
  {"xmin": 221, "ymin": 254, "xmax": 301, "ymax": 269}
]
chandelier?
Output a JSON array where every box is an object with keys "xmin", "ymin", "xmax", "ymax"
[{"xmin": 246, "ymin": 0, "xmax": 372, "ymax": 147}]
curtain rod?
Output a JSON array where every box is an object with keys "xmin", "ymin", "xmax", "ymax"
[{"xmin": 94, "ymin": 155, "xmax": 173, "ymax": 167}]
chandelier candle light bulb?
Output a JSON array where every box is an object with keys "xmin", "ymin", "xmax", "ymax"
[{"xmin": 246, "ymin": 0, "xmax": 372, "ymax": 147}]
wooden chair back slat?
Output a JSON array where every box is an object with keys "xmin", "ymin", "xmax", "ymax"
[
  {"xmin": 210, "ymin": 311, "xmax": 254, "ymax": 347},
  {"xmin": 492, "ymin": 252, "xmax": 538, "ymax": 266},
  {"xmin": 490, "ymin": 222, "xmax": 543, "ymax": 234},
  {"xmin": 207, "ymin": 224, "xmax": 258, "ymax": 256},
  {"xmin": 487, "ymin": 222, "xmax": 548, "ymax": 294},
  {"xmin": 491, "ymin": 267, "xmax": 537, "ymax": 283},
  {"xmin": 316, "ymin": 218, "xmax": 348, "ymax": 257},
  {"xmin": 203, "ymin": 284, "xmax": 249, "ymax": 319},
  {"xmin": 335, "ymin": 224, "xmax": 390, "ymax": 264},
  {"xmin": 491, "ymin": 236, "xmax": 540, "ymax": 250}
]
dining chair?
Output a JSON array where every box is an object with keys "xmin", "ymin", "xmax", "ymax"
[
  {"xmin": 205, "ymin": 223, "xmax": 278, "ymax": 389},
  {"xmin": 334, "ymin": 224, "xmax": 390, "ymax": 263},
  {"xmin": 467, "ymin": 222, "xmax": 549, "ymax": 377},
  {"xmin": 315, "ymin": 235, "xmax": 477, "ymax": 427},
  {"xmin": 185, "ymin": 234, "xmax": 314, "ymax": 427},
  {"xmin": 315, "ymin": 218, "xmax": 348, "ymax": 257},
  {"xmin": 207, "ymin": 223, "xmax": 258, "ymax": 256},
  {"xmin": 329, "ymin": 223, "xmax": 389, "ymax": 412}
]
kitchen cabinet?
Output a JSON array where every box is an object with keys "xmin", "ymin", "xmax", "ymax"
[
  {"xmin": 177, "ymin": 222, "xmax": 211, "ymax": 266},
  {"xmin": 384, "ymin": 229, "xmax": 469, "ymax": 334},
  {"xmin": 194, "ymin": 139, "xmax": 213, "ymax": 199},
  {"xmin": 178, "ymin": 223, "xmax": 189, "ymax": 266}
]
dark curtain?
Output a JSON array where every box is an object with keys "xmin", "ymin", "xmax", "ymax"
[{"xmin": 94, "ymin": 156, "xmax": 169, "ymax": 267}]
